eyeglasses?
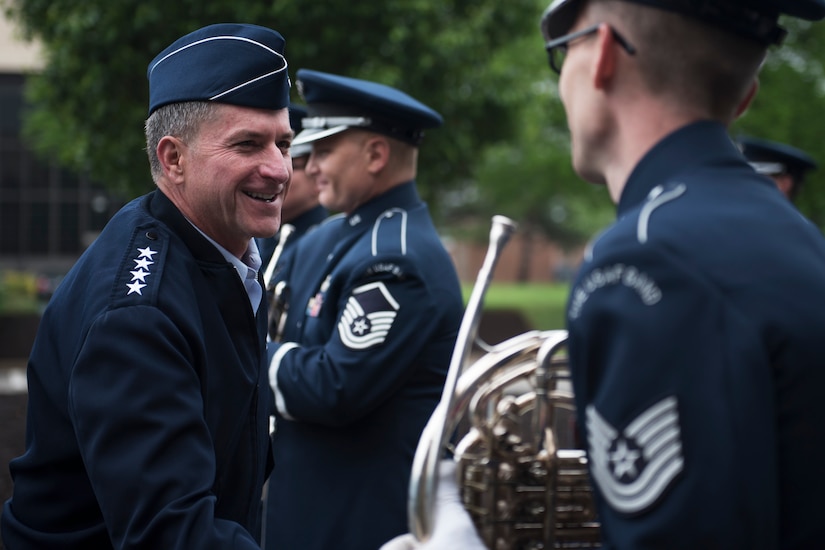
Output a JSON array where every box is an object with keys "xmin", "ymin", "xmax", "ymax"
[{"xmin": 545, "ymin": 23, "xmax": 637, "ymax": 75}]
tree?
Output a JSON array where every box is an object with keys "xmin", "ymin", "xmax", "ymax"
[
  {"xmin": 4, "ymin": 0, "xmax": 539, "ymax": 211},
  {"xmin": 464, "ymin": 14, "xmax": 825, "ymax": 280},
  {"xmin": 8, "ymin": 0, "xmax": 825, "ymax": 241},
  {"xmin": 472, "ymin": 15, "xmax": 825, "ymax": 240},
  {"xmin": 731, "ymin": 18, "xmax": 825, "ymax": 226},
  {"xmin": 467, "ymin": 7, "xmax": 614, "ymax": 276}
]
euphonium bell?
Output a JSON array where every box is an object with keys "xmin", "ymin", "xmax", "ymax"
[{"xmin": 408, "ymin": 216, "xmax": 601, "ymax": 549}]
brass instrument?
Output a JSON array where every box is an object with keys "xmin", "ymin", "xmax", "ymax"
[
  {"xmin": 263, "ymin": 223, "xmax": 296, "ymax": 342},
  {"xmin": 408, "ymin": 216, "xmax": 601, "ymax": 549}
]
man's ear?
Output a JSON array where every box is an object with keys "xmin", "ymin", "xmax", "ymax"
[
  {"xmin": 364, "ymin": 136, "xmax": 390, "ymax": 174},
  {"xmin": 593, "ymin": 23, "xmax": 618, "ymax": 89},
  {"xmin": 774, "ymin": 173, "xmax": 795, "ymax": 199},
  {"xmin": 157, "ymin": 136, "xmax": 187, "ymax": 184}
]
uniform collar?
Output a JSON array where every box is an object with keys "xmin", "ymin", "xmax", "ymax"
[
  {"xmin": 145, "ymin": 189, "xmax": 227, "ymax": 264},
  {"xmin": 617, "ymin": 121, "xmax": 742, "ymax": 215},
  {"xmin": 343, "ymin": 180, "xmax": 420, "ymax": 232},
  {"xmin": 290, "ymin": 204, "xmax": 329, "ymax": 235}
]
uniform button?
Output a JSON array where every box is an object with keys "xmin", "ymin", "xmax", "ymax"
[{"xmin": 146, "ymin": 230, "xmax": 158, "ymax": 241}]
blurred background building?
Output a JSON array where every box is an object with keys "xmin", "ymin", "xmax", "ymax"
[{"xmin": 0, "ymin": 13, "xmax": 124, "ymax": 283}]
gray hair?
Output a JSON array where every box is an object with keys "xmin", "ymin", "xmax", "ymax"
[{"xmin": 145, "ymin": 101, "xmax": 219, "ymax": 181}]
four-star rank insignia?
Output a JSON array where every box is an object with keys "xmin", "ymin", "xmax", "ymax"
[
  {"xmin": 338, "ymin": 281, "xmax": 400, "ymax": 350},
  {"xmin": 112, "ymin": 229, "xmax": 166, "ymax": 308},
  {"xmin": 126, "ymin": 246, "xmax": 158, "ymax": 296},
  {"xmin": 586, "ymin": 396, "xmax": 684, "ymax": 515}
]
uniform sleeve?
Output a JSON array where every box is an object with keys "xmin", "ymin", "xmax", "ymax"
[
  {"xmin": 270, "ymin": 258, "xmax": 443, "ymax": 425},
  {"xmin": 68, "ymin": 305, "xmax": 260, "ymax": 550},
  {"xmin": 567, "ymin": 244, "xmax": 778, "ymax": 549}
]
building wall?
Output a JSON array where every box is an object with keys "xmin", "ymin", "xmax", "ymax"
[
  {"xmin": 0, "ymin": 12, "xmax": 125, "ymax": 275},
  {"xmin": 447, "ymin": 231, "xmax": 582, "ymax": 285},
  {"xmin": 0, "ymin": 11, "xmax": 42, "ymax": 72}
]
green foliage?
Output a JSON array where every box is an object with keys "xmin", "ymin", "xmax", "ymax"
[
  {"xmin": 4, "ymin": 0, "xmax": 541, "ymax": 206},
  {"xmin": 731, "ymin": 19, "xmax": 825, "ymax": 225},
  {"xmin": 463, "ymin": 282, "xmax": 571, "ymax": 331},
  {"xmin": 6, "ymin": 0, "xmax": 825, "ymax": 240},
  {"xmin": 0, "ymin": 271, "xmax": 41, "ymax": 313},
  {"xmin": 467, "ymin": 7, "xmax": 615, "ymax": 249}
]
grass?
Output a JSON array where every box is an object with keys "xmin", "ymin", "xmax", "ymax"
[{"xmin": 462, "ymin": 282, "xmax": 571, "ymax": 331}]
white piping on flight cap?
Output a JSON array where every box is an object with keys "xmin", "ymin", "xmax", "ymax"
[
  {"xmin": 148, "ymin": 35, "xmax": 288, "ymax": 96},
  {"xmin": 210, "ymin": 64, "xmax": 287, "ymax": 101}
]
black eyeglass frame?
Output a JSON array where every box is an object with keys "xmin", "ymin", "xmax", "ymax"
[{"xmin": 545, "ymin": 23, "xmax": 637, "ymax": 75}]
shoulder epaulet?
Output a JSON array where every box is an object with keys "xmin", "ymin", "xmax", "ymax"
[
  {"xmin": 370, "ymin": 207, "xmax": 409, "ymax": 257},
  {"xmin": 637, "ymin": 182, "xmax": 687, "ymax": 244},
  {"xmin": 110, "ymin": 224, "xmax": 169, "ymax": 308}
]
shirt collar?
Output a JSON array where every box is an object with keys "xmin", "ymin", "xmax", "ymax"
[{"xmin": 186, "ymin": 221, "xmax": 262, "ymax": 286}]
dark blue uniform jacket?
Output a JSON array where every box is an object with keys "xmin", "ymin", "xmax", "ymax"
[
  {"xmin": 567, "ymin": 121, "xmax": 825, "ymax": 549},
  {"xmin": 264, "ymin": 181, "xmax": 463, "ymax": 550},
  {"xmin": 1, "ymin": 190, "xmax": 271, "ymax": 549}
]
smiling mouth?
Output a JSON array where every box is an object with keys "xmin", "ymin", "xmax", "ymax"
[{"xmin": 244, "ymin": 191, "xmax": 277, "ymax": 203}]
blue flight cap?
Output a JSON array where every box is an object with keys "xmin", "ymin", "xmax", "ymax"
[
  {"xmin": 292, "ymin": 69, "xmax": 443, "ymax": 147},
  {"xmin": 289, "ymin": 103, "xmax": 312, "ymax": 158},
  {"xmin": 541, "ymin": 0, "xmax": 825, "ymax": 46},
  {"xmin": 147, "ymin": 23, "xmax": 290, "ymax": 115},
  {"xmin": 738, "ymin": 136, "xmax": 818, "ymax": 180}
]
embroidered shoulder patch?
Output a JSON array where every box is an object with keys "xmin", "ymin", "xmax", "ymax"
[
  {"xmin": 586, "ymin": 396, "xmax": 684, "ymax": 515},
  {"xmin": 337, "ymin": 281, "xmax": 400, "ymax": 350}
]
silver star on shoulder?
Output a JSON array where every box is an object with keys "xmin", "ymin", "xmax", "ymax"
[
  {"xmin": 137, "ymin": 246, "xmax": 157, "ymax": 259},
  {"xmin": 130, "ymin": 269, "xmax": 150, "ymax": 283},
  {"xmin": 126, "ymin": 281, "xmax": 147, "ymax": 295},
  {"xmin": 133, "ymin": 257, "xmax": 153, "ymax": 270}
]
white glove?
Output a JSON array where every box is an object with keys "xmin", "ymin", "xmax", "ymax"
[{"xmin": 380, "ymin": 460, "xmax": 487, "ymax": 550}]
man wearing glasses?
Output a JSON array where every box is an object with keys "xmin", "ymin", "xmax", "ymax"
[
  {"xmin": 545, "ymin": 1, "xmax": 825, "ymax": 546},
  {"xmin": 383, "ymin": 0, "xmax": 825, "ymax": 549}
]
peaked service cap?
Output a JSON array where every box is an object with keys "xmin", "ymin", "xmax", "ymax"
[
  {"xmin": 738, "ymin": 136, "xmax": 818, "ymax": 179},
  {"xmin": 147, "ymin": 23, "xmax": 290, "ymax": 115},
  {"xmin": 292, "ymin": 69, "xmax": 442, "ymax": 147}
]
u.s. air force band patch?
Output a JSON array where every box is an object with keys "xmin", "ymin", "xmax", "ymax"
[
  {"xmin": 338, "ymin": 281, "xmax": 400, "ymax": 350},
  {"xmin": 586, "ymin": 396, "xmax": 684, "ymax": 515},
  {"xmin": 568, "ymin": 263, "xmax": 662, "ymax": 320}
]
